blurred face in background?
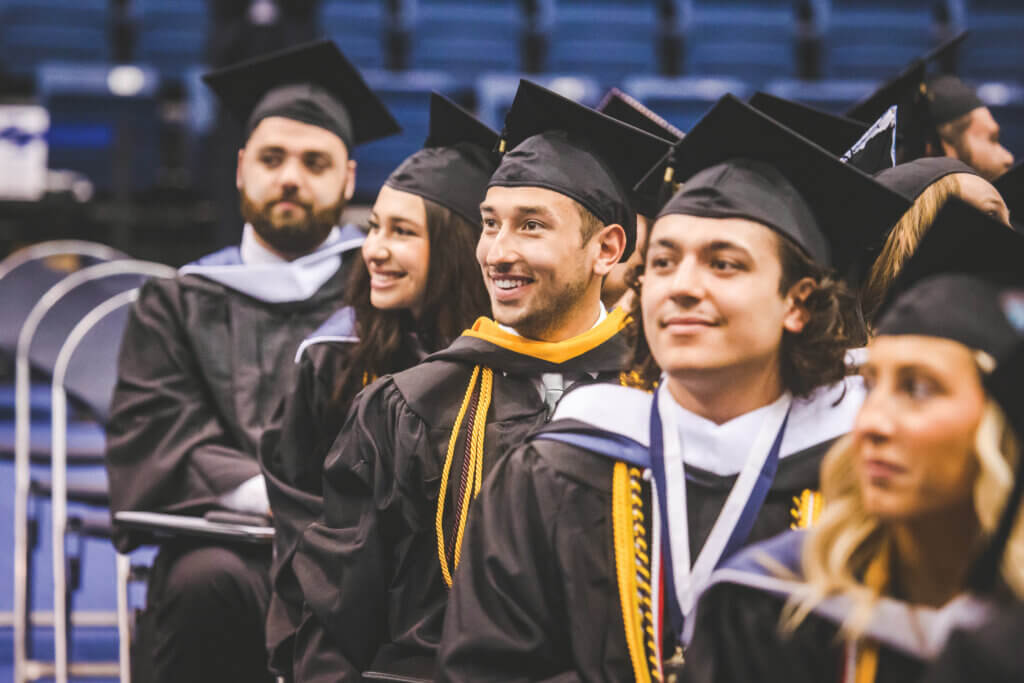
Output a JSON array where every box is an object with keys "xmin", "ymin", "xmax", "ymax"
[
  {"xmin": 237, "ymin": 116, "xmax": 357, "ymax": 259},
  {"xmin": 940, "ymin": 107, "xmax": 1015, "ymax": 182},
  {"xmin": 602, "ymin": 213, "xmax": 649, "ymax": 310}
]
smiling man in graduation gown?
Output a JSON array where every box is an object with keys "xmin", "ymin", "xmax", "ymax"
[
  {"xmin": 289, "ymin": 79, "xmax": 671, "ymax": 681},
  {"xmin": 103, "ymin": 40, "xmax": 398, "ymax": 683},
  {"xmin": 436, "ymin": 95, "xmax": 911, "ymax": 682}
]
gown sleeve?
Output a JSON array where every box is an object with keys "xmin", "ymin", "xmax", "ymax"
[
  {"xmin": 105, "ymin": 279, "xmax": 263, "ymax": 552},
  {"xmin": 437, "ymin": 445, "xmax": 583, "ymax": 683},
  {"xmin": 290, "ymin": 377, "xmax": 428, "ymax": 682},
  {"xmin": 260, "ymin": 346, "xmax": 349, "ymax": 675},
  {"xmin": 920, "ymin": 603, "xmax": 1024, "ymax": 683},
  {"xmin": 681, "ymin": 581, "xmax": 841, "ymax": 683}
]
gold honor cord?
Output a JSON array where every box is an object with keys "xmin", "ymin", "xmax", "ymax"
[
  {"xmin": 791, "ymin": 489, "xmax": 825, "ymax": 530},
  {"xmin": 852, "ymin": 540, "xmax": 890, "ymax": 683},
  {"xmin": 612, "ymin": 462, "xmax": 661, "ymax": 683},
  {"xmin": 436, "ymin": 365, "xmax": 495, "ymax": 588}
]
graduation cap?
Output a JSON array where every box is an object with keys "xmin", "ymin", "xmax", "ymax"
[
  {"xmin": 995, "ymin": 162, "xmax": 1024, "ymax": 231},
  {"xmin": 925, "ymin": 74, "xmax": 986, "ymax": 127},
  {"xmin": 846, "ymin": 31, "xmax": 970, "ymax": 125},
  {"xmin": 489, "ymin": 80, "xmax": 674, "ymax": 260},
  {"xmin": 645, "ymin": 94, "xmax": 911, "ymax": 278},
  {"xmin": 597, "ymin": 88, "xmax": 685, "ymax": 218},
  {"xmin": 202, "ymin": 39, "xmax": 400, "ymax": 150},
  {"xmin": 875, "ymin": 156, "xmax": 978, "ymax": 202},
  {"xmin": 749, "ymin": 92, "xmax": 868, "ymax": 157},
  {"xmin": 845, "ymin": 32, "xmax": 972, "ymax": 163},
  {"xmin": 384, "ymin": 93, "xmax": 500, "ymax": 226},
  {"xmin": 875, "ymin": 198, "xmax": 1024, "ymax": 358},
  {"xmin": 969, "ymin": 336, "xmax": 1024, "ymax": 595}
]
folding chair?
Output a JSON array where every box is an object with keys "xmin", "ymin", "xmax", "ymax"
[
  {"xmin": 113, "ymin": 513, "xmax": 275, "ymax": 683},
  {"xmin": 0, "ymin": 241, "xmax": 126, "ymax": 423},
  {"xmin": 13, "ymin": 259, "xmax": 174, "ymax": 683}
]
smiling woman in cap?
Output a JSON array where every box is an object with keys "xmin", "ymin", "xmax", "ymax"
[{"xmin": 257, "ymin": 92, "xmax": 494, "ymax": 680}]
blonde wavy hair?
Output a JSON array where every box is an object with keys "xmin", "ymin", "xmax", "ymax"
[
  {"xmin": 860, "ymin": 174, "xmax": 962, "ymax": 325},
  {"xmin": 782, "ymin": 352, "xmax": 1024, "ymax": 640}
]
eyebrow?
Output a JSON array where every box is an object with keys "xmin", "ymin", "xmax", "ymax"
[
  {"xmin": 478, "ymin": 205, "xmax": 557, "ymax": 220},
  {"xmin": 706, "ymin": 240, "xmax": 752, "ymax": 255}
]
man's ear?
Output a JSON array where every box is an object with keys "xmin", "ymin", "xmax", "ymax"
[
  {"xmin": 593, "ymin": 223, "xmax": 627, "ymax": 276},
  {"xmin": 343, "ymin": 159, "xmax": 357, "ymax": 201},
  {"xmin": 782, "ymin": 277, "xmax": 816, "ymax": 334},
  {"xmin": 236, "ymin": 148, "xmax": 245, "ymax": 191}
]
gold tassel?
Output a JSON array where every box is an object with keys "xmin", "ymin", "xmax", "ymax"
[{"xmin": 790, "ymin": 489, "xmax": 825, "ymax": 530}]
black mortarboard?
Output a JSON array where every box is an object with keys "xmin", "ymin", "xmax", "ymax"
[
  {"xmin": 875, "ymin": 156, "xmax": 978, "ymax": 202},
  {"xmin": 384, "ymin": 93, "xmax": 499, "ymax": 226},
  {"xmin": 845, "ymin": 32, "xmax": 970, "ymax": 161},
  {"xmin": 749, "ymin": 92, "xmax": 868, "ymax": 157},
  {"xmin": 846, "ymin": 31, "xmax": 969, "ymax": 124},
  {"xmin": 970, "ymin": 335, "xmax": 1024, "ymax": 595},
  {"xmin": 925, "ymin": 74, "xmax": 985, "ymax": 127},
  {"xmin": 598, "ymin": 88, "xmax": 685, "ymax": 219},
  {"xmin": 647, "ymin": 95, "xmax": 910, "ymax": 277},
  {"xmin": 876, "ymin": 198, "xmax": 1024, "ymax": 357},
  {"xmin": 202, "ymin": 40, "xmax": 400, "ymax": 150},
  {"xmin": 489, "ymin": 80, "xmax": 673, "ymax": 260},
  {"xmin": 995, "ymin": 162, "xmax": 1024, "ymax": 231}
]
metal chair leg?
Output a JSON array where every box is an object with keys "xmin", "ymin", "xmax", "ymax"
[{"xmin": 116, "ymin": 553, "xmax": 132, "ymax": 683}]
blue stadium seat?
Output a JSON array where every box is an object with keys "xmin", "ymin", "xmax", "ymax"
[
  {"xmin": 686, "ymin": 3, "xmax": 794, "ymax": 84},
  {"xmin": 413, "ymin": 1, "xmax": 521, "ymax": 77},
  {"xmin": 354, "ymin": 70, "xmax": 463, "ymax": 203},
  {"xmin": 38, "ymin": 62, "xmax": 162, "ymax": 195},
  {"xmin": 961, "ymin": 9, "xmax": 1024, "ymax": 82},
  {"xmin": 0, "ymin": 0, "xmax": 109, "ymax": 76},
  {"xmin": 135, "ymin": 0, "xmax": 208, "ymax": 79},
  {"xmin": 321, "ymin": 0, "xmax": 386, "ymax": 69},
  {"xmin": 621, "ymin": 75, "xmax": 752, "ymax": 133},
  {"xmin": 762, "ymin": 78, "xmax": 877, "ymax": 115},
  {"xmin": 825, "ymin": 7, "xmax": 933, "ymax": 80},
  {"xmin": 548, "ymin": 2, "xmax": 657, "ymax": 85},
  {"xmin": 474, "ymin": 73, "xmax": 602, "ymax": 131}
]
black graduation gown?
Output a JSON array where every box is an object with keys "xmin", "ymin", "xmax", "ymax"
[
  {"xmin": 290, "ymin": 312, "xmax": 632, "ymax": 682},
  {"xmin": 437, "ymin": 428, "xmax": 833, "ymax": 682},
  {"xmin": 259, "ymin": 340, "xmax": 354, "ymax": 676},
  {"xmin": 682, "ymin": 530, "xmax": 960, "ymax": 683},
  {"xmin": 920, "ymin": 602, "xmax": 1024, "ymax": 683},
  {"xmin": 105, "ymin": 259, "xmax": 352, "ymax": 552}
]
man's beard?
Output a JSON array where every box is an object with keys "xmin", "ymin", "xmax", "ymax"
[
  {"xmin": 240, "ymin": 191, "xmax": 346, "ymax": 259},
  {"xmin": 506, "ymin": 269, "xmax": 592, "ymax": 341}
]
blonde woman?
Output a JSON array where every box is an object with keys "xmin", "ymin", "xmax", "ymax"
[
  {"xmin": 861, "ymin": 157, "xmax": 1009, "ymax": 324},
  {"xmin": 681, "ymin": 199, "xmax": 1024, "ymax": 683}
]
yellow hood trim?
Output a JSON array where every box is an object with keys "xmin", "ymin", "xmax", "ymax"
[{"xmin": 462, "ymin": 307, "xmax": 629, "ymax": 365}]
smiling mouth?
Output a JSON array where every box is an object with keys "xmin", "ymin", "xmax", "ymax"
[
  {"xmin": 370, "ymin": 271, "xmax": 407, "ymax": 288},
  {"xmin": 490, "ymin": 275, "xmax": 535, "ymax": 293}
]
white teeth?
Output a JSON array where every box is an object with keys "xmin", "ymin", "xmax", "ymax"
[{"xmin": 494, "ymin": 279, "xmax": 527, "ymax": 290}]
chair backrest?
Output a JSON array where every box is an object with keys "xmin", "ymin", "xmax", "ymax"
[
  {"xmin": 0, "ymin": 240, "xmax": 127, "ymax": 357},
  {"xmin": 16, "ymin": 260, "xmax": 175, "ymax": 420},
  {"xmin": 54, "ymin": 288, "xmax": 139, "ymax": 424},
  {"xmin": 621, "ymin": 75, "xmax": 751, "ymax": 133},
  {"xmin": 474, "ymin": 73, "xmax": 602, "ymax": 131}
]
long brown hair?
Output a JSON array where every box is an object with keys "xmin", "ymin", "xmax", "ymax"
[
  {"xmin": 624, "ymin": 224, "xmax": 866, "ymax": 397},
  {"xmin": 331, "ymin": 197, "xmax": 490, "ymax": 411},
  {"xmin": 860, "ymin": 174, "xmax": 961, "ymax": 325}
]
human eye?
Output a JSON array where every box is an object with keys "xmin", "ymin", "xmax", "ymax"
[
  {"xmin": 367, "ymin": 219, "xmax": 380, "ymax": 232},
  {"xmin": 481, "ymin": 217, "xmax": 498, "ymax": 232},
  {"xmin": 259, "ymin": 151, "xmax": 283, "ymax": 167},
  {"xmin": 522, "ymin": 219, "xmax": 543, "ymax": 232},
  {"xmin": 900, "ymin": 373, "xmax": 940, "ymax": 401}
]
